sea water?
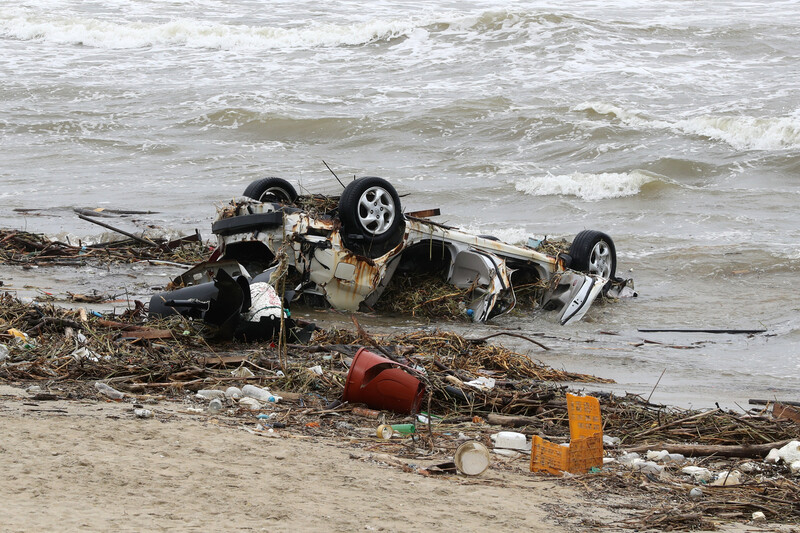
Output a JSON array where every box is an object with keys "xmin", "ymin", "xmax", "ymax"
[{"xmin": 1, "ymin": 0, "xmax": 799, "ymax": 407}]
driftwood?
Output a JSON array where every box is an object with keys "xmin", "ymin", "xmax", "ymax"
[
  {"xmin": 468, "ymin": 331, "xmax": 550, "ymax": 351},
  {"xmin": 77, "ymin": 213, "xmax": 156, "ymax": 246},
  {"xmin": 487, "ymin": 413, "xmax": 540, "ymax": 428},
  {"xmin": 631, "ymin": 408, "xmax": 721, "ymax": 439},
  {"xmin": 625, "ymin": 438, "xmax": 794, "ymax": 458}
]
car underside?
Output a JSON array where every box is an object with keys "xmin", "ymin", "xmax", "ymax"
[{"xmin": 168, "ymin": 176, "xmax": 631, "ymax": 326}]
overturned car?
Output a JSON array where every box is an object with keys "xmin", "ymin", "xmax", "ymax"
[{"xmin": 161, "ymin": 176, "xmax": 630, "ymax": 327}]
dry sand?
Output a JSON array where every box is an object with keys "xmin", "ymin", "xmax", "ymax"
[
  {"xmin": 1, "ymin": 385, "xmax": 593, "ymax": 533},
  {"xmin": 2, "ymin": 385, "xmax": 795, "ymax": 533}
]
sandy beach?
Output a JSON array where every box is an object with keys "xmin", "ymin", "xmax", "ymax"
[
  {"xmin": 2, "ymin": 382, "xmax": 797, "ymax": 533},
  {"xmin": 1, "ymin": 384, "xmax": 597, "ymax": 533}
]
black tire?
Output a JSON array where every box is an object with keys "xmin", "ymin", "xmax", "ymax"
[
  {"xmin": 338, "ymin": 177, "xmax": 405, "ymax": 257},
  {"xmin": 568, "ymin": 230, "xmax": 617, "ymax": 279},
  {"xmin": 242, "ymin": 177, "xmax": 298, "ymax": 204}
]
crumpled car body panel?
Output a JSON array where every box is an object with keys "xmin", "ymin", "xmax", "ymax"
[{"xmin": 211, "ymin": 198, "xmax": 611, "ymax": 324}]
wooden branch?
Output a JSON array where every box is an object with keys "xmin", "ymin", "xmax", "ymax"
[
  {"xmin": 487, "ymin": 413, "xmax": 540, "ymax": 428},
  {"xmin": 632, "ymin": 408, "xmax": 721, "ymax": 439},
  {"xmin": 625, "ymin": 439, "xmax": 793, "ymax": 458},
  {"xmin": 468, "ymin": 331, "xmax": 550, "ymax": 351}
]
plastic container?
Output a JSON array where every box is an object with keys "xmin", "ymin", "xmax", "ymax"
[
  {"xmin": 207, "ymin": 399, "xmax": 223, "ymax": 414},
  {"xmin": 454, "ymin": 441, "xmax": 490, "ymax": 476},
  {"xmin": 492, "ymin": 431, "xmax": 529, "ymax": 451},
  {"xmin": 225, "ymin": 387, "xmax": 242, "ymax": 400},
  {"xmin": 530, "ymin": 393, "xmax": 604, "ymax": 475},
  {"xmin": 342, "ymin": 348, "xmax": 425, "ymax": 414},
  {"xmin": 94, "ymin": 381, "xmax": 124, "ymax": 400},
  {"xmin": 196, "ymin": 389, "xmax": 226, "ymax": 401},
  {"xmin": 530, "ymin": 436, "xmax": 570, "ymax": 475},
  {"xmin": 390, "ymin": 424, "xmax": 416, "ymax": 435},
  {"xmin": 242, "ymin": 384, "xmax": 272, "ymax": 402},
  {"xmin": 352, "ymin": 406, "xmax": 380, "ymax": 418},
  {"xmin": 376, "ymin": 424, "xmax": 394, "ymax": 439},
  {"xmin": 566, "ymin": 393, "xmax": 602, "ymax": 441}
]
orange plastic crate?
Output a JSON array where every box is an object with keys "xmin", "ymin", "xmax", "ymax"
[
  {"xmin": 530, "ymin": 435, "xmax": 570, "ymax": 475},
  {"xmin": 566, "ymin": 393, "xmax": 602, "ymax": 441},
  {"xmin": 568, "ymin": 434, "xmax": 603, "ymax": 473},
  {"xmin": 530, "ymin": 394, "xmax": 604, "ymax": 475}
]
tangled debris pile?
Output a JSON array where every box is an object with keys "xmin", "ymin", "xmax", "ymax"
[
  {"xmin": 2, "ymin": 290, "xmax": 799, "ymax": 529},
  {"xmin": 0, "ymin": 228, "xmax": 209, "ymax": 267}
]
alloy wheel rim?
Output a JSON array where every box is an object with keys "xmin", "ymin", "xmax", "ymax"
[{"xmin": 357, "ymin": 186, "xmax": 395, "ymax": 235}]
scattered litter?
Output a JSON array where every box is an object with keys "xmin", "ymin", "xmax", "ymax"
[
  {"xmin": 3, "ymin": 287, "xmax": 800, "ymax": 529},
  {"xmin": 352, "ymin": 407, "xmax": 381, "ymax": 418},
  {"xmin": 491, "ymin": 431, "xmax": 530, "ymax": 452},
  {"xmin": 766, "ymin": 448, "xmax": 781, "ymax": 463},
  {"xmin": 7, "ymin": 328, "xmax": 28, "ymax": 341},
  {"xmin": 207, "ymin": 398, "xmax": 223, "ymax": 415},
  {"xmin": 71, "ymin": 346, "xmax": 108, "ymax": 363},
  {"xmin": 238, "ymin": 397, "xmax": 261, "ymax": 410},
  {"xmin": 776, "ymin": 440, "xmax": 800, "ymax": 463},
  {"xmin": 241, "ymin": 384, "xmax": 276, "ymax": 402},
  {"xmin": 225, "ymin": 386, "xmax": 242, "ymax": 400},
  {"xmin": 134, "ymin": 408, "xmax": 153, "ymax": 419},
  {"xmin": 493, "ymin": 449, "xmax": 524, "ymax": 459},
  {"xmin": 342, "ymin": 348, "xmax": 425, "ymax": 414},
  {"xmin": 531, "ymin": 394, "xmax": 603, "ymax": 475},
  {"xmin": 682, "ymin": 466, "xmax": 713, "ymax": 482},
  {"xmin": 196, "ymin": 389, "xmax": 226, "ymax": 401},
  {"xmin": 634, "ymin": 461, "xmax": 664, "ymax": 476},
  {"xmin": 0, "ymin": 344, "xmax": 8, "ymax": 362},
  {"xmin": 391, "ymin": 423, "xmax": 415, "ymax": 435},
  {"xmin": 752, "ymin": 511, "xmax": 766, "ymax": 522},
  {"xmin": 454, "ymin": 441, "xmax": 491, "ymax": 476},
  {"xmin": 231, "ymin": 366, "xmax": 255, "ymax": 378},
  {"xmin": 618, "ymin": 452, "xmax": 640, "ymax": 466},
  {"xmin": 646, "ymin": 450, "xmax": 669, "ymax": 462},
  {"xmin": 464, "ymin": 376, "xmax": 496, "ymax": 391},
  {"xmin": 307, "ymin": 365, "xmax": 323, "ymax": 376},
  {"xmin": 711, "ymin": 470, "xmax": 742, "ymax": 486},
  {"xmin": 689, "ymin": 487, "xmax": 703, "ymax": 499},
  {"xmin": 94, "ymin": 381, "xmax": 124, "ymax": 400}
]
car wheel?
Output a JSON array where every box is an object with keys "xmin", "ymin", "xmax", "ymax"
[
  {"xmin": 569, "ymin": 230, "xmax": 616, "ymax": 279},
  {"xmin": 242, "ymin": 177, "xmax": 298, "ymax": 204},
  {"xmin": 338, "ymin": 177, "xmax": 405, "ymax": 256}
]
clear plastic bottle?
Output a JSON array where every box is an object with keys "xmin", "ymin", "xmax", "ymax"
[{"xmin": 94, "ymin": 381, "xmax": 125, "ymax": 400}]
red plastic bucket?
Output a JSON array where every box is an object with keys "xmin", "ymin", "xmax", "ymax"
[{"xmin": 342, "ymin": 348, "xmax": 426, "ymax": 414}]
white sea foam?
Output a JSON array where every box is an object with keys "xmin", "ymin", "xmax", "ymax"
[
  {"xmin": 458, "ymin": 224, "xmax": 534, "ymax": 246},
  {"xmin": 575, "ymin": 101, "xmax": 800, "ymax": 151},
  {"xmin": 0, "ymin": 11, "xmax": 422, "ymax": 50},
  {"xmin": 514, "ymin": 170, "xmax": 657, "ymax": 201},
  {"xmin": 675, "ymin": 115, "xmax": 800, "ymax": 151}
]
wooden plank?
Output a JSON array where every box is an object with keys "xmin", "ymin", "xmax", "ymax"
[
  {"xmin": 120, "ymin": 329, "xmax": 174, "ymax": 340},
  {"xmin": 773, "ymin": 403, "xmax": 800, "ymax": 424},
  {"xmin": 405, "ymin": 208, "xmax": 441, "ymax": 218},
  {"xmin": 201, "ymin": 355, "xmax": 249, "ymax": 366}
]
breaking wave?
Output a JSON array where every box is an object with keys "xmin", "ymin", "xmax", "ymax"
[
  {"xmin": 514, "ymin": 170, "xmax": 659, "ymax": 201},
  {"xmin": 575, "ymin": 101, "xmax": 800, "ymax": 151},
  {"xmin": 572, "ymin": 101, "xmax": 670, "ymax": 129},
  {"xmin": 675, "ymin": 115, "xmax": 800, "ymax": 151},
  {"xmin": 0, "ymin": 11, "xmax": 420, "ymax": 50}
]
